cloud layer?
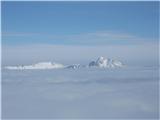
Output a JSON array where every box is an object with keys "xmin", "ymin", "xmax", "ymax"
[
  {"xmin": 3, "ymin": 31, "xmax": 156, "ymax": 45},
  {"xmin": 2, "ymin": 66, "xmax": 159, "ymax": 118}
]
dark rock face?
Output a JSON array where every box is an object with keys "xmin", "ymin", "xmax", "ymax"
[
  {"xmin": 66, "ymin": 64, "xmax": 81, "ymax": 69},
  {"xmin": 89, "ymin": 61, "xmax": 96, "ymax": 67}
]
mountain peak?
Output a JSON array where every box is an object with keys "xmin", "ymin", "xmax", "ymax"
[
  {"xmin": 5, "ymin": 56, "xmax": 124, "ymax": 70},
  {"xmin": 89, "ymin": 56, "xmax": 123, "ymax": 68}
]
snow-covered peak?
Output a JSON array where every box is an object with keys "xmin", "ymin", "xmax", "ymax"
[
  {"xmin": 5, "ymin": 57, "xmax": 124, "ymax": 70},
  {"xmin": 89, "ymin": 56, "xmax": 123, "ymax": 68},
  {"xmin": 96, "ymin": 56, "xmax": 108, "ymax": 67},
  {"xmin": 5, "ymin": 62, "xmax": 64, "ymax": 70}
]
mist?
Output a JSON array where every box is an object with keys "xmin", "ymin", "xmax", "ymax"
[{"xmin": 2, "ymin": 42, "xmax": 158, "ymax": 67}]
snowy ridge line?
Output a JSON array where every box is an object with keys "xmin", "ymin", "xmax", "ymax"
[
  {"xmin": 5, "ymin": 56, "xmax": 124, "ymax": 70},
  {"xmin": 5, "ymin": 62, "xmax": 65, "ymax": 70}
]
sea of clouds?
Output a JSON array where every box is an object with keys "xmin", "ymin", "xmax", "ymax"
[{"xmin": 2, "ymin": 66, "xmax": 159, "ymax": 119}]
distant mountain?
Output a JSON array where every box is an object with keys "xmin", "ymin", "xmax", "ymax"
[
  {"xmin": 5, "ymin": 57, "xmax": 124, "ymax": 70},
  {"xmin": 88, "ymin": 56, "xmax": 123, "ymax": 68},
  {"xmin": 66, "ymin": 64, "xmax": 81, "ymax": 69},
  {"xmin": 5, "ymin": 62, "xmax": 64, "ymax": 70}
]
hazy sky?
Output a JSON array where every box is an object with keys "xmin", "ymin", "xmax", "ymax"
[{"xmin": 2, "ymin": 1, "xmax": 159, "ymax": 66}]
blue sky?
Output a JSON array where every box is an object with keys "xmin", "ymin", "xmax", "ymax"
[
  {"xmin": 2, "ymin": 1, "xmax": 159, "ymax": 66},
  {"xmin": 2, "ymin": 1, "xmax": 159, "ymax": 45}
]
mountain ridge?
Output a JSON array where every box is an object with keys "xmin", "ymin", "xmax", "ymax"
[{"xmin": 5, "ymin": 56, "xmax": 124, "ymax": 70}]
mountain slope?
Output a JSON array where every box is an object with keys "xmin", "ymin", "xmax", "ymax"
[{"xmin": 89, "ymin": 56, "xmax": 123, "ymax": 68}]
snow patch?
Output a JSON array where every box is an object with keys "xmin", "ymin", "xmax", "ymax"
[{"xmin": 5, "ymin": 62, "xmax": 64, "ymax": 70}]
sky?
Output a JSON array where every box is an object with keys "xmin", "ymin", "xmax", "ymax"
[
  {"xmin": 1, "ymin": 1, "xmax": 159, "ymax": 66},
  {"xmin": 2, "ymin": 1, "xmax": 159, "ymax": 45}
]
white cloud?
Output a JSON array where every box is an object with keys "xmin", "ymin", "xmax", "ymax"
[
  {"xmin": 49, "ymin": 31, "xmax": 156, "ymax": 45},
  {"xmin": 3, "ymin": 31, "xmax": 156, "ymax": 45}
]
